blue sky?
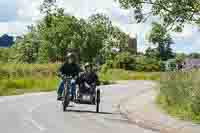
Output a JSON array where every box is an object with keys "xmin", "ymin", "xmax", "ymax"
[{"xmin": 0, "ymin": 0, "xmax": 200, "ymax": 53}]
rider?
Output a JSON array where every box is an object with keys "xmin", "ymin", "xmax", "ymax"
[
  {"xmin": 57, "ymin": 53, "xmax": 80, "ymax": 101},
  {"xmin": 78, "ymin": 63, "xmax": 100, "ymax": 93}
]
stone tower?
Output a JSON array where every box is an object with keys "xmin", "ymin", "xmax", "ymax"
[{"xmin": 128, "ymin": 35, "xmax": 137, "ymax": 54}]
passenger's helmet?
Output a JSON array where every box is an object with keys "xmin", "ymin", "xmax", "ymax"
[
  {"xmin": 67, "ymin": 52, "xmax": 76, "ymax": 59},
  {"xmin": 84, "ymin": 62, "xmax": 92, "ymax": 68}
]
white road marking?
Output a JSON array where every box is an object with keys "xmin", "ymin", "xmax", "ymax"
[
  {"xmin": 24, "ymin": 117, "xmax": 46, "ymax": 132},
  {"xmin": 25, "ymin": 99, "xmax": 54, "ymax": 132}
]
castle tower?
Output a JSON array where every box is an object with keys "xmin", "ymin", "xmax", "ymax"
[{"xmin": 128, "ymin": 34, "xmax": 137, "ymax": 54}]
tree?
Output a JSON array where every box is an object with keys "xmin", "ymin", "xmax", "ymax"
[
  {"xmin": 0, "ymin": 48, "xmax": 9, "ymax": 63},
  {"xmin": 11, "ymin": 3, "xmax": 129, "ymax": 64},
  {"xmin": 148, "ymin": 22, "xmax": 175, "ymax": 61},
  {"xmin": 145, "ymin": 47, "xmax": 159, "ymax": 59},
  {"xmin": 40, "ymin": 0, "xmax": 57, "ymax": 28},
  {"xmin": 117, "ymin": 0, "xmax": 200, "ymax": 31},
  {"xmin": 188, "ymin": 52, "xmax": 200, "ymax": 58},
  {"xmin": 11, "ymin": 33, "xmax": 39, "ymax": 63},
  {"xmin": 101, "ymin": 26, "xmax": 128, "ymax": 62}
]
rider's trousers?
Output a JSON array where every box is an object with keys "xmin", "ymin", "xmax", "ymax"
[{"xmin": 57, "ymin": 79, "xmax": 76, "ymax": 97}]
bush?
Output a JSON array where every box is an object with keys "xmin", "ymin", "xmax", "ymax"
[
  {"xmin": 135, "ymin": 56, "xmax": 160, "ymax": 72},
  {"xmin": 101, "ymin": 52, "xmax": 161, "ymax": 72},
  {"xmin": 112, "ymin": 52, "xmax": 136, "ymax": 70}
]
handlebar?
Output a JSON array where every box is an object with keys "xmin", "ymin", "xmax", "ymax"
[{"xmin": 61, "ymin": 75, "xmax": 73, "ymax": 81}]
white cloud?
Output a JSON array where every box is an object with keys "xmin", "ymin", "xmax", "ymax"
[{"xmin": 16, "ymin": 0, "xmax": 43, "ymax": 22}]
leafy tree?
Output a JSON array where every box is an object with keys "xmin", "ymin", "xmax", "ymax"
[
  {"xmin": 101, "ymin": 26, "xmax": 128, "ymax": 62},
  {"xmin": 11, "ymin": 2, "xmax": 129, "ymax": 64},
  {"xmin": 117, "ymin": 0, "xmax": 200, "ymax": 31},
  {"xmin": 40, "ymin": 0, "xmax": 57, "ymax": 28},
  {"xmin": 145, "ymin": 47, "xmax": 159, "ymax": 59},
  {"xmin": 148, "ymin": 22, "xmax": 175, "ymax": 61},
  {"xmin": 0, "ymin": 48, "xmax": 9, "ymax": 63},
  {"xmin": 11, "ymin": 33, "xmax": 39, "ymax": 63}
]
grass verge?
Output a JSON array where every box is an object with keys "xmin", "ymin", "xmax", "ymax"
[
  {"xmin": 99, "ymin": 69, "xmax": 160, "ymax": 81},
  {"xmin": 157, "ymin": 71, "xmax": 200, "ymax": 123},
  {"xmin": 0, "ymin": 77, "xmax": 59, "ymax": 96},
  {"xmin": 0, "ymin": 64, "xmax": 160, "ymax": 96}
]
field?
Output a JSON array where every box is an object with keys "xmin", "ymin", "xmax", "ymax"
[
  {"xmin": 0, "ymin": 64, "xmax": 60, "ymax": 96},
  {"xmin": 99, "ymin": 69, "xmax": 160, "ymax": 81},
  {"xmin": 0, "ymin": 64, "xmax": 160, "ymax": 96},
  {"xmin": 157, "ymin": 70, "xmax": 200, "ymax": 123}
]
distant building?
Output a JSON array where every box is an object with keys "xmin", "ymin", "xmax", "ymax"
[
  {"xmin": 178, "ymin": 58, "xmax": 200, "ymax": 71},
  {"xmin": 128, "ymin": 35, "xmax": 137, "ymax": 54}
]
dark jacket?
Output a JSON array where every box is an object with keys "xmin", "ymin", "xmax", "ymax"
[
  {"xmin": 59, "ymin": 62, "xmax": 80, "ymax": 78},
  {"xmin": 78, "ymin": 71, "xmax": 100, "ymax": 86}
]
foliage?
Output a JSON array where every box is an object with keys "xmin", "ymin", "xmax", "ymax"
[
  {"xmin": 101, "ymin": 52, "xmax": 161, "ymax": 72},
  {"xmin": 135, "ymin": 55, "xmax": 160, "ymax": 72},
  {"xmin": 148, "ymin": 22, "xmax": 175, "ymax": 61},
  {"xmin": 0, "ymin": 48, "xmax": 9, "ymax": 63},
  {"xmin": 145, "ymin": 47, "xmax": 159, "ymax": 59},
  {"xmin": 112, "ymin": 52, "xmax": 136, "ymax": 70},
  {"xmin": 10, "ymin": 1, "xmax": 127, "ymax": 64},
  {"xmin": 117, "ymin": 0, "xmax": 200, "ymax": 31}
]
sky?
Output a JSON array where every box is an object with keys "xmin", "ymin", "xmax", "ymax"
[{"xmin": 0, "ymin": 0, "xmax": 200, "ymax": 53}]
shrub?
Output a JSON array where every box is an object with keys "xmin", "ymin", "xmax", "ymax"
[
  {"xmin": 112, "ymin": 52, "xmax": 136, "ymax": 70},
  {"xmin": 135, "ymin": 56, "xmax": 160, "ymax": 72}
]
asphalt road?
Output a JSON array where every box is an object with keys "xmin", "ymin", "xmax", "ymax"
[{"xmin": 0, "ymin": 81, "xmax": 157, "ymax": 133}]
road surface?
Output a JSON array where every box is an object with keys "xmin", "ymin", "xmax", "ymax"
[{"xmin": 0, "ymin": 81, "xmax": 157, "ymax": 133}]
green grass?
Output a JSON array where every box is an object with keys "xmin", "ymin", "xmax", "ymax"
[
  {"xmin": 99, "ymin": 69, "xmax": 160, "ymax": 81},
  {"xmin": 0, "ymin": 77, "xmax": 59, "ymax": 96},
  {"xmin": 157, "ymin": 70, "xmax": 200, "ymax": 123},
  {"xmin": 0, "ymin": 63, "xmax": 59, "ymax": 79},
  {"xmin": 0, "ymin": 64, "xmax": 60, "ymax": 96},
  {"xmin": 0, "ymin": 64, "xmax": 160, "ymax": 96}
]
